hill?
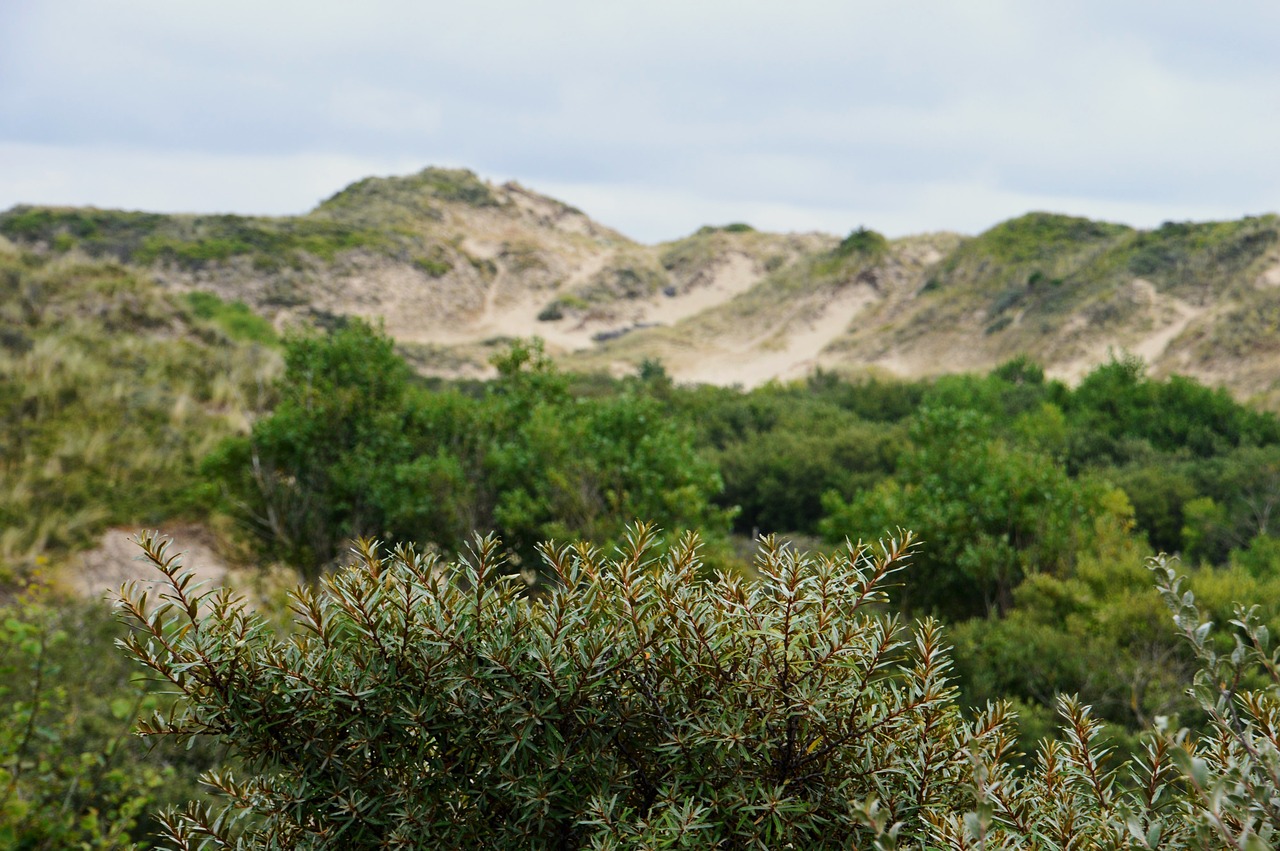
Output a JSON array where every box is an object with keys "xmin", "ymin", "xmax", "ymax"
[{"xmin": 3, "ymin": 168, "xmax": 1279, "ymax": 400}]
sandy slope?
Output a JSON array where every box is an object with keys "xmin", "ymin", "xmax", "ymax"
[
  {"xmin": 69, "ymin": 526, "xmax": 230, "ymax": 602},
  {"xmin": 126, "ymin": 171, "xmax": 1280, "ymax": 397},
  {"xmin": 673, "ymin": 283, "xmax": 881, "ymax": 387},
  {"xmin": 1048, "ymin": 280, "xmax": 1208, "ymax": 383}
]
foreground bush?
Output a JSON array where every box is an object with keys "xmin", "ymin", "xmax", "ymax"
[
  {"xmin": 119, "ymin": 528, "xmax": 1014, "ymax": 848},
  {"xmin": 118, "ymin": 530, "xmax": 1280, "ymax": 849}
]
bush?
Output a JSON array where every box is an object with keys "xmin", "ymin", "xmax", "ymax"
[
  {"xmin": 1, "ymin": 589, "xmax": 221, "ymax": 849},
  {"xmin": 119, "ymin": 528, "xmax": 1017, "ymax": 848},
  {"xmin": 834, "ymin": 227, "xmax": 889, "ymax": 258},
  {"xmin": 182, "ymin": 291, "xmax": 277, "ymax": 345},
  {"xmin": 118, "ymin": 530, "xmax": 1280, "ymax": 848},
  {"xmin": 821, "ymin": 406, "xmax": 1093, "ymax": 619},
  {"xmin": 207, "ymin": 330, "xmax": 730, "ymax": 577}
]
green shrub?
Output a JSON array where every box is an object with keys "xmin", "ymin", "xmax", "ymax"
[
  {"xmin": 977, "ymin": 213, "xmax": 1130, "ymax": 265},
  {"xmin": 536, "ymin": 301, "xmax": 564, "ymax": 321},
  {"xmin": 0, "ymin": 207, "xmax": 167, "ymax": 261},
  {"xmin": 1149, "ymin": 558, "xmax": 1280, "ymax": 847},
  {"xmin": 412, "ymin": 253, "xmax": 453, "ymax": 277},
  {"xmin": 117, "ymin": 529, "xmax": 1280, "ymax": 848},
  {"xmin": 821, "ymin": 406, "xmax": 1094, "ymax": 619},
  {"xmin": 834, "ymin": 226, "xmax": 889, "ymax": 258},
  {"xmin": 120, "ymin": 528, "xmax": 1015, "ymax": 849},
  {"xmin": 1, "ymin": 589, "xmax": 221, "ymax": 849},
  {"xmin": 132, "ymin": 217, "xmax": 383, "ymax": 270},
  {"xmin": 984, "ymin": 315, "xmax": 1014, "ymax": 335},
  {"xmin": 206, "ymin": 330, "xmax": 729, "ymax": 576}
]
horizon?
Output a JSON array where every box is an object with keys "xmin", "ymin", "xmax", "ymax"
[{"xmin": 2, "ymin": 162, "xmax": 1277, "ymax": 247}]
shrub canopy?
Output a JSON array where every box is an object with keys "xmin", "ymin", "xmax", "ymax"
[{"xmin": 119, "ymin": 531, "xmax": 1280, "ymax": 849}]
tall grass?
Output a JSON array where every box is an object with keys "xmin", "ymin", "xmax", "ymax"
[{"xmin": 0, "ymin": 253, "xmax": 280, "ymax": 584}]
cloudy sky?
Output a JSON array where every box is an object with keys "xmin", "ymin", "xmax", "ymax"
[{"xmin": 1, "ymin": 1, "xmax": 1277, "ymax": 242}]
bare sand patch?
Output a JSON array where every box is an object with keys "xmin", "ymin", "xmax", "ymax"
[
  {"xmin": 674, "ymin": 284, "xmax": 880, "ymax": 388},
  {"xmin": 646, "ymin": 252, "xmax": 763, "ymax": 326},
  {"xmin": 1047, "ymin": 281, "xmax": 1206, "ymax": 383},
  {"xmin": 68, "ymin": 525, "xmax": 231, "ymax": 603},
  {"xmin": 1257, "ymin": 261, "xmax": 1280, "ymax": 288}
]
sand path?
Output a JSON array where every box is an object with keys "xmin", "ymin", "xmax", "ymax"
[
  {"xmin": 674, "ymin": 284, "xmax": 880, "ymax": 387},
  {"xmin": 1049, "ymin": 281, "xmax": 1206, "ymax": 382}
]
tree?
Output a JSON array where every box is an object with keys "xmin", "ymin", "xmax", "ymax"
[
  {"xmin": 204, "ymin": 319, "xmax": 415, "ymax": 572},
  {"xmin": 820, "ymin": 406, "xmax": 1092, "ymax": 619},
  {"xmin": 207, "ymin": 332, "xmax": 730, "ymax": 579}
]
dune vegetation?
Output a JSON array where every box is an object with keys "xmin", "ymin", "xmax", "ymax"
[{"xmin": 5, "ymin": 174, "xmax": 1280, "ymax": 845}]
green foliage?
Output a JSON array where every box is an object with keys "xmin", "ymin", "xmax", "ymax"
[
  {"xmin": 1125, "ymin": 217, "xmax": 1277, "ymax": 295},
  {"xmin": 181, "ymin": 291, "xmax": 278, "ymax": 345},
  {"xmin": 808, "ymin": 229, "xmax": 890, "ymax": 278},
  {"xmin": 417, "ymin": 169, "xmax": 499, "ymax": 205},
  {"xmin": 974, "ymin": 212, "xmax": 1131, "ymax": 265},
  {"xmin": 411, "ymin": 254, "xmax": 453, "ymax": 277},
  {"xmin": 896, "ymin": 214, "xmax": 1275, "ymax": 358},
  {"xmin": 951, "ymin": 509, "xmax": 1196, "ymax": 752},
  {"xmin": 804, "ymin": 369, "xmax": 928, "ymax": 423},
  {"xmin": 208, "ymin": 329, "xmax": 729, "ymax": 576},
  {"xmin": 1228, "ymin": 533, "xmax": 1280, "ymax": 579},
  {"xmin": 834, "ymin": 226, "xmax": 889, "ymax": 258},
  {"xmin": 0, "ymin": 207, "xmax": 167, "ymax": 261},
  {"xmin": 694, "ymin": 222, "xmax": 755, "ymax": 235},
  {"xmin": 315, "ymin": 167, "xmax": 499, "ymax": 219},
  {"xmin": 821, "ymin": 406, "xmax": 1093, "ymax": 619},
  {"xmin": 536, "ymin": 301, "xmax": 565, "ymax": 321},
  {"xmin": 119, "ymin": 529, "xmax": 1018, "ymax": 849},
  {"xmin": 0, "ymin": 588, "xmax": 220, "ymax": 849},
  {"xmin": 0, "ymin": 207, "xmax": 387, "ymax": 270},
  {"xmin": 1067, "ymin": 356, "xmax": 1280, "ymax": 462},
  {"xmin": 1182, "ymin": 496, "xmax": 1234, "ymax": 565},
  {"xmin": 1150, "ymin": 558, "xmax": 1280, "ymax": 847},
  {"xmin": 1197, "ymin": 287, "xmax": 1280, "ymax": 360},
  {"xmin": 116, "ymin": 529, "xmax": 1280, "ymax": 848},
  {"xmin": 133, "ymin": 216, "xmax": 384, "ymax": 270},
  {"xmin": 203, "ymin": 320, "xmax": 414, "ymax": 572},
  {"xmin": 716, "ymin": 400, "xmax": 896, "ymax": 535},
  {"xmin": 1113, "ymin": 464, "xmax": 1199, "ymax": 555}
]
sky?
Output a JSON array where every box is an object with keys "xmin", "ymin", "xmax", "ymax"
[{"xmin": 1, "ymin": 1, "xmax": 1278, "ymax": 243}]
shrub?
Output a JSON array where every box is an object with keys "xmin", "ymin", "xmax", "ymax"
[
  {"xmin": 182, "ymin": 291, "xmax": 277, "ymax": 345},
  {"xmin": 117, "ymin": 531, "xmax": 1280, "ymax": 848},
  {"xmin": 118, "ymin": 528, "xmax": 1016, "ymax": 849},
  {"xmin": 1148, "ymin": 557, "xmax": 1280, "ymax": 847},
  {"xmin": 412, "ymin": 256, "xmax": 452, "ymax": 277},
  {"xmin": 1, "ymin": 589, "xmax": 221, "ymax": 849},
  {"xmin": 821, "ymin": 406, "xmax": 1093, "ymax": 619},
  {"xmin": 834, "ymin": 227, "xmax": 889, "ymax": 258}
]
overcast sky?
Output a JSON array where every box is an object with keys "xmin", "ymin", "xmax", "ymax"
[{"xmin": 1, "ymin": 1, "xmax": 1277, "ymax": 243}]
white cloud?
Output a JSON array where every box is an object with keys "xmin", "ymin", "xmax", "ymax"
[
  {"xmin": 0, "ymin": 1, "xmax": 1277, "ymax": 240},
  {"xmin": 0, "ymin": 144, "xmax": 424, "ymax": 215}
]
